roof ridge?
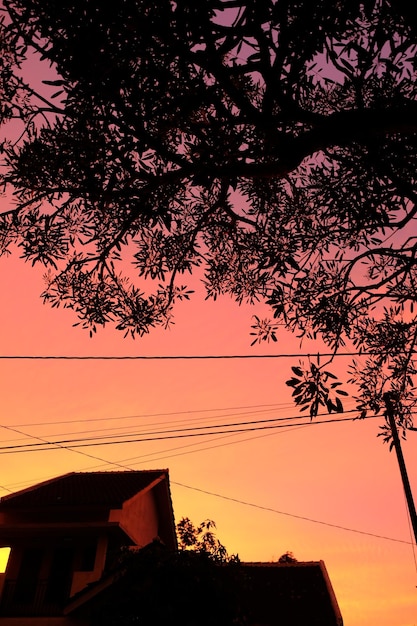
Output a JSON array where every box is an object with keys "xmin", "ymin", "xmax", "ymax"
[
  {"xmin": 0, "ymin": 471, "xmax": 76, "ymax": 503},
  {"xmin": 0, "ymin": 469, "xmax": 170, "ymax": 508},
  {"xmin": 242, "ymin": 561, "xmax": 321, "ymax": 567}
]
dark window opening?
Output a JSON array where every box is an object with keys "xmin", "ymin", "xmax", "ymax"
[
  {"xmin": 79, "ymin": 541, "xmax": 97, "ymax": 571},
  {"xmin": 45, "ymin": 546, "xmax": 74, "ymax": 605},
  {"xmin": 14, "ymin": 547, "xmax": 43, "ymax": 605}
]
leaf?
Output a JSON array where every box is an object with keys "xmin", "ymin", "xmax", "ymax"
[
  {"xmin": 287, "ymin": 256, "xmax": 300, "ymax": 271},
  {"xmin": 42, "ymin": 78, "xmax": 66, "ymax": 86},
  {"xmin": 326, "ymin": 399, "xmax": 336, "ymax": 413},
  {"xmin": 286, "ymin": 377, "xmax": 300, "ymax": 387},
  {"xmin": 291, "ymin": 366, "xmax": 303, "ymax": 377}
]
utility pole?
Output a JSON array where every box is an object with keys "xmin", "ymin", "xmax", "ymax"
[{"xmin": 383, "ymin": 392, "xmax": 417, "ymax": 545}]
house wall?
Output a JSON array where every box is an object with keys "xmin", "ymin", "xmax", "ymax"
[
  {"xmin": 110, "ymin": 490, "xmax": 159, "ymax": 547},
  {"xmin": 70, "ymin": 535, "xmax": 108, "ymax": 598}
]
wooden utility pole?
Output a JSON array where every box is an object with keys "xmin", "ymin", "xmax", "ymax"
[{"xmin": 383, "ymin": 392, "xmax": 417, "ymax": 545}]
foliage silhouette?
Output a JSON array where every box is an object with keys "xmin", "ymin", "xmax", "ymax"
[
  {"xmin": 90, "ymin": 518, "xmax": 244, "ymax": 626},
  {"xmin": 1, "ymin": 1, "xmax": 417, "ymax": 431}
]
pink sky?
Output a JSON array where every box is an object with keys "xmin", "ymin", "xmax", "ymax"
[
  {"xmin": 0, "ymin": 7, "xmax": 415, "ymax": 623},
  {"xmin": 0, "ymin": 251, "xmax": 416, "ymax": 626}
]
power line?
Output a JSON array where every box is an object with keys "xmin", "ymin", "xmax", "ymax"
[
  {"xmin": 113, "ymin": 425, "xmax": 312, "ymax": 468},
  {"xmin": 1, "ymin": 407, "xmax": 313, "ymax": 443},
  {"xmin": 0, "ymin": 413, "xmax": 382, "ymax": 453},
  {"xmin": 11, "ymin": 402, "xmax": 293, "ymax": 428},
  {"xmin": 0, "ymin": 424, "xmax": 309, "ymax": 492},
  {"xmin": 0, "ymin": 352, "xmax": 378, "ymax": 360},
  {"xmin": 0, "ymin": 403, "xmax": 359, "ymax": 489},
  {"xmin": 1, "ymin": 413, "xmax": 313, "ymax": 449},
  {"xmin": 172, "ymin": 482, "xmax": 417, "ymax": 546},
  {"xmin": 0, "ymin": 409, "xmax": 359, "ymax": 447},
  {"xmin": 0, "ymin": 423, "xmax": 135, "ymax": 474},
  {"xmin": 2, "ymin": 399, "xmax": 358, "ymax": 445}
]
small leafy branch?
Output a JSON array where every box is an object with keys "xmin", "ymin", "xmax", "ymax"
[
  {"xmin": 286, "ymin": 360, "xmax": 348, "ymax": 418},
  {"xmin": 249, "ymin": 315, "xmax": 278, "ymax": 346}
]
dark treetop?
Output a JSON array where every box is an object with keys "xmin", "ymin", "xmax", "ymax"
[{"xmin": 1, "ymin": 0, "xmax": 417, "ymax": 430}]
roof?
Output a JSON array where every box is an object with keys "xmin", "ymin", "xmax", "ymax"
[
  {"xmin": 0, "ymin": 470, "xmax": 169, "ymax": 509},
  {"xmin": 241, "ymin": 561, "xmax": 343, "ymax": 626}
]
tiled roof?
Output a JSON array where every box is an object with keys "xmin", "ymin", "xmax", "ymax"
[
  {"xmin": 241, "ymin": 561, "xmax": 343, "ymax": 626},
  {"xmin": 0, "ymin": 470, "xmax": 168, "ymax": 509}
]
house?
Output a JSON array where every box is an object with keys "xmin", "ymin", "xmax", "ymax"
[
  {"xmin": 0, "ymin": 470, "xmax": 176, "ymax": 625},
  {"xmin": 0, "ymin": 470, "xmax": 343, "ymax": 626}
]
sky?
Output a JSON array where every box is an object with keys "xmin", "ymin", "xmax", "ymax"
[
  {"xmin": 0, "ymin": 11, "xmax": 416, "ymax": 622},
  {"xmin": 0, "ymin": 250, "xmax": 416, "ymax": 626}
]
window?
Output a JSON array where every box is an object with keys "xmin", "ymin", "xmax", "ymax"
[{"xmin": 0, "ymin": 547, "xmax": 11, "ymax": 573}]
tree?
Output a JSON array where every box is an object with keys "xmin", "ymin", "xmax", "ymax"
[
  {"xmin": 278, "ymin": 551, "xmax": 297, "ymax": 564},
  {"xmin": 176, "ymin": 516, "xmax": 235, "ymax": 562},
  {"xmin": 90, "ymin": 518, "xmax": 244, "ymax": 626},
  {"xmin": 1, "ymin": 1, "xmax": 417, "ymax": 432}
]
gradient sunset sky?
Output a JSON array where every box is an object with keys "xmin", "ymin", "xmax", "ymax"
[
  {"xmin": 0, "ymin": 3, "xmax": 416, "ymax": 623},
  {"xmin": 0, "ymin": 250, "xmax": 416, "ymax": 626}
]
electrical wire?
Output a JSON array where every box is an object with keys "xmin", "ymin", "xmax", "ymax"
[
  {"xmin": 0, "ymin": 412, "xmax": 382, "ymax": 453},
  {"xmin": 0, "ymin": 423, "xmax": 308, "ymax": 492},
  {"xmin": 172, "ymin": 482, "xmax": 417, "ymax": 546},
  {"xmin": 11, "ymin": 402, "xmax": 294, "ymax": 428},
  {"xmin": 0, "ymin": 408, "xmax": 305, "ymax": 444},
  {"xmin": 0, "ymin": 409, "xmax": 359, "ymax": 448},
  {"xmin": 0, "ymin": 351, "xmax": 387, "ymax": 359},
  {"xmin": 111, "ymin": 425, "xmax": 312, "ymax": 468}
]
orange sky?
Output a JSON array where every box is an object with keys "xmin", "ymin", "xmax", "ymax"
[
  {"xmin": 0, "ymin": 251, "xmax": 416, "ymax": 626},
  {"xmin": 0, "ymin": 9, "xmax": 415, "ymax": 624}
]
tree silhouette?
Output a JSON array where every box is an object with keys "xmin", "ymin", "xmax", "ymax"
[
  {"xmin": 1, "ymin": 1, "xmax": 417, "ymax": 430},
  {"xmin": 90, "ymin": 519, "xmax": 243, "ymax": 626}
]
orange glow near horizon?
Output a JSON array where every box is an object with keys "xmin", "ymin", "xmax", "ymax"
[{"xmin": 0, "ymin": 252, "xmax": 416, "ymax": 626}]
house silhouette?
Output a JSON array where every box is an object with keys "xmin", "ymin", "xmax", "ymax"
[{"xmin": 0, "ymin": 470, "xmax": 343, "ymax": 625}]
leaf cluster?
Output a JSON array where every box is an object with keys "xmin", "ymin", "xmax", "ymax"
[
  {"xmin": 286, "ymin": 361, "xmax": 348, "ymax": 418},
  {"xmin": 176, "ymin": 516, "xmax": 237, "ymax": 564}
]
